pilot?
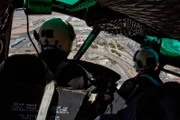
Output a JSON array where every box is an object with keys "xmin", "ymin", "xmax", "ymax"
[{"xmin": 34, "ymin": 18, "xmax": 87, "ymax": 89}]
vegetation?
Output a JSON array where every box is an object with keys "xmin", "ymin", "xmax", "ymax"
[
  {"xmin": 90, "ymin": 56, "xmax": 99, "ymax": 60},
  {"xmin": 117, "ymin": 44, "xmax": 124, "ymax": 51},
  {"xmin": 97, "ymin": 41, "xmax": 106, "ymax": 46},
  {"xmin": 111, "ymin": 49, "xmax": 121, "ymax": 57},
  {"xmin": 73, "ymin": 47, "xmax": 79, "ymax": 51},
  {"xmin": 91, "ymin": 44, "xmax": 98, "ymax": 49},
  {"xmin": 109, "ymin": 59, "xmax": 116, "ymax": 64},
  {"xmin": 76, "ymin": 44, "xmax": 81, "ymax": 48},
  {"xmin": 109, "ymin": 42, "xmax": 116, "ymax": 48},
  {"xmin": 25, "ymin": 50, "xmax": 31, "ymax": 52}
]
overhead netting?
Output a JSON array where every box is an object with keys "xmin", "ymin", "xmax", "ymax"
[{"xmin": 98, "ymin": 0, "xmax": 180, "ymax": 39}]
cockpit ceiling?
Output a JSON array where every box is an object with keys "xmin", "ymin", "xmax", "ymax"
[{"xmin": 98, "ymin": 0, "xmax": 180, "ymax": 39}]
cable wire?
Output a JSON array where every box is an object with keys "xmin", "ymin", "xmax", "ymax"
[{"xmin": 24, "ymin": 8, "xmax": 40, "ymax": 57}]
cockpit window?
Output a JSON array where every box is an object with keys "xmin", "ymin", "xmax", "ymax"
[
  {"xmin": 161, "ymin": 38, "xmax": 180, "ymax": 57},
  {"xmin": 160, "ymin": 65, "xmax": 180, "ymax": 82},
  {"xmin": 145, "ymin": 36, "xmax": 180, "ymax": 57},
  {"xmin": 11, "ymin": 10, "xmax": 180, "ymax": 83},
  {"xmin": 10, "ymin": 11, "xmax": 139, "ymax": 82},
  {"xmin": 55, "ymin": 0, "xmax": 79, "ymax": 5}
]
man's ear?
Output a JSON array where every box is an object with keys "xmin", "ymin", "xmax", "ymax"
[{"xmin": 33, "ymin": 30, "xmax": 40, "ymax": 42}]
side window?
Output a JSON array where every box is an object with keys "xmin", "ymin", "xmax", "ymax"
[{"xmin": 160, "ymin": 65, "xmax": 180, "ymax": 83}]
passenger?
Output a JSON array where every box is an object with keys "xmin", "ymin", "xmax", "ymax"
[
  {"xmin": 34, "ymin": 18, "xmax": 87, "ymax": 89},
  {"xmin": 117, "ymin": 46, "xmax": 163, "ymax": 104},
  {"xmin": 95, "ymin": 47, "xmax": 179, "ymax": 120}
]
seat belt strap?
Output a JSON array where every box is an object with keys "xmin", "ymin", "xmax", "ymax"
[
  {"xmin": 36, "ymin": 80, "xmax": 56, "ymax": 120},
  {"xmin": 140, "ymin": 74, "xmax": 161, "ymax": 86},
  {"xmin": 36, "ymin": 58, "xmax": 68, "ymax": 120}
]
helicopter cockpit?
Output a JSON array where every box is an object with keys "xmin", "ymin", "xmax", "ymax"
[{"xmin": 1, "ymin": 0, "xmax": 180, "ymax": 120}]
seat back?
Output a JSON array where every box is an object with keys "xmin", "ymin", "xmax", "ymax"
[
  {"xmin": 2, "ymin": 54, "xmax": 86, "ymax": 120},
  {"xmin": 1, "ymin": 54, "xmax": 46, "ymax": 85},
  {"xmin": 2, "ymin": 54, "xmax": 46, "ymax": 120}
]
